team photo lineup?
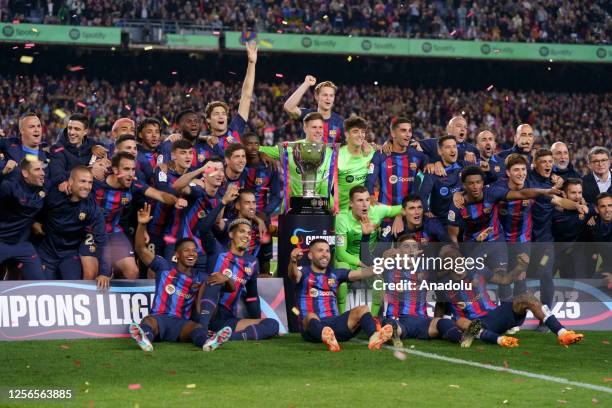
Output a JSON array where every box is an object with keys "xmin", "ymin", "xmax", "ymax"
[{"xmin": 0, "ymin": 2, "xmax": 611, "ymax": 405}]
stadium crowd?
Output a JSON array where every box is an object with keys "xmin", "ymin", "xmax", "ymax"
[
  {"xmin": 1, "ymin": 75, "xmax": 609, "ymax": 175},
  {"xmin": 0, "ymin": 44, "xmax": 609, "ymax": 352},
  {"xmin": 2, "ymin": 0, "xmax": 610, "ymax": 44}
]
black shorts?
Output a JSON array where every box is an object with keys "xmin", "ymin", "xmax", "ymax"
[
  {"xmin": 301, "ymin": 310, "xmax": 357, "ymax": 343},
  {"xmin": 481, "ymin": 302, "xmax": 526, "ymax": 334}
]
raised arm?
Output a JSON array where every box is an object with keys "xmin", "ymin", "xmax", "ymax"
[
  {"xmin": 288, "ymin": 248, "xmax": 304, "ymax": 284},
  {"xmin": 134, "ymin": 203, "xmax": 156, "ymax": 267},
  {"xmin": 237, "ymin": 41, "xmax": 258, "ymax": 121},
  {"xmin": 505, "ymin": 187, "xmax": 558, "ymax": 201},
  {"xmin": 283, "ymin": 75, "xmax": 317, "ymax": 118},
  {"xmin": 172, "ymin": 166, "xmax": 208, "ymax": 192},
  {"xmin": 144, "ymin": 186, "xmax": 179, "ymax": 206}
]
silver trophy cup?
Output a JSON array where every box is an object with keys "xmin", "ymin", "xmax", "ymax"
[{"xmin": 292, "ymin": 142, "xmax": 327, "ymax": 197}]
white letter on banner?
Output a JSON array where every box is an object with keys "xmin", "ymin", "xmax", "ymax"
[
  {"xmin": 108, "ymin": 294, "xmax": 123, "ymax": 325},
  {"xmin": 26, "ymin": 295, "xmax": 39, "ymax": 327},
  {"xmin": 56, "ymin": 295, "xmax": 74, "ymax": 326},
  {"xmin": 37, "ymin": 295, "xmax": 56, "ymax": 327},
  {"xmin": 97, "ymin": 294, "xmax": 110, "ymax": 325},
  {"xmin": 0, "ymin": 296, "xmax": 10, "ymax": 327},
  {"xmin": 74, "ymin": 295, "xmax": 91, "ymax": 325},
  {"xmin": 9, "ymin": 296, "xmax": 27, "ymax": 327},
  {"xmin": 131, "ymin": 294, "xmax": 147, "ymax": 323},
  {"xmin": 120, "ymin": 294, "xmax": 132, "ymax": 324}
]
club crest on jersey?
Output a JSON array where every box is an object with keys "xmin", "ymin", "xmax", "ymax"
[
  {"xmin": 389, "ymin": 175, "xmax": 398, "ymax": 184},
  {"xmin": 329, "ymin": 130, "xmax": 337, "ymax": 137},
  {"xmin": 448, "ymin": 210, "xmax": 456, "ymax": 222},
  {"xmin": 121, "ymin": 197, "xmax": 129, "ymax": 204},
  {"xmin": 78, "ymin": 212, "xmax": 86, "ymax": 221},
  {"xmin": 226, "ymin": 135, "xmax": 236, "ymax": 143},
  {"xmin": 89, "ymin": 245, "xmax": 96, "ymax": 253},
  {"xmin": 245, "ymin": 266, "xmax": 253, "ymax": 275},
  {"xmin": 410, "ymin": 162, "xmax": 417, "ymax": 171},
  {"xmin": 309, "ymin": 288, "xmax": 319, "ymax": 297},
  {"xmin": 197, "ymin": 210, "xmax": 206, "ymax": 219},
  {"xmin": 381, "ymin": 225, "xmax": 391, "ymax": 237},
  {"xmin": 494, "ymin": 166, "xmax": 501, "ymax": 173},
  {"xmin": 439, "ymin": 186, "xmax": 449, "ymax": 196},
  {"xmin": 522, "ymin": 200, "xmax": 530, "ymax": 206},
  {"xmin": 38, "ymin": 191, "xmax": 46, "ymax": 198},
  {"xmin": 483, "ymin": 207, "xmax": 491, "ymax": 214},
  {"xmin": 198, "ymin": 153, "xmax": 205, "ymax": 163},
  {"xmin": 336, "ymin": 235, "xmax": 345, "ymax": 246},
  {"xmin": 368, "ymin": 163, "xmax": 374, "ymax": 174},
  {"xmin": 222, "ymin": 268, "xmax": 233, "ymax": 279},
  {"xmin": 327, "ymin": 278, "xmax": 336, "ymax": 287},
  {"xmin": 158, "ymin": 171, "xmax": 167, "ymax": 182},
  {"xmin": 165, "ymin": 284, "xmax": 176, "ymax": 295},
  {"xmin": 255, "ymin": 177, "xmax": 263, "ymax": 185}
]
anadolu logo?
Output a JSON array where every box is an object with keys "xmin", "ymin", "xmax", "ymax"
[
  {"xmin": 539, "ymin": 46, "xmax": 549, "ymax": 57},
  {"xmin": 422, "ymin": 42, "xmax": 432, "ymax": 53},
  {"xmin": 2, "ymin": 25, "xmax": 14, "ymax": 37},
  {"xmin": 361, "ymin": 40, "xmax": 372, "ymax": 50},
  {"xmin": 301, "ymin": 37, "xmax": 312, "ymax": 48},
  {"xmin": 480, "ymin": 44, "xmax": 491, "ymax": 54},
  {"xmin": 69, "ymin": 28, "xmax": 81, "ymax": 40},
  {"xmin": 596, "ymin": 48, "xmax": 607, "ymax": 59}
]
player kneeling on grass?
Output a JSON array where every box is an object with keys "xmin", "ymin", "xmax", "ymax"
[
  {"xmin": 438, "ymin": 246, "xmax": 584, "ymax": 348},
  {"xmin": 128, "ymin": 203, "xmax": 234, "ymax": 352},
  {"xmin": 377, "ymin": 235, "xmax": 480, "ymax": 347},
  {"xmin": 288, "ymin": 240, "xmax": 393, "ymax": 352}
]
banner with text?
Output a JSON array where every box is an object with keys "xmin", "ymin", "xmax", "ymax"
[
  {"xmin": 164, "ymin": 33, "xmax": 218, "ymax": 50},
  {"xmin": 225, "ymin": 31, "xmax": 611, "ymax": 63},
  {"xmin": 0, "ymin": 23, "xmax": 121, "ymax": 46},
  {"xmin": 0, "ymin": 279, "xmax": 287, "ymax": 341}
]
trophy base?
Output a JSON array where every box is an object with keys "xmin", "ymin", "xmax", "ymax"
[{"xmin": 288, "ymin": 196, "xmax": 331, "ymax": 215}]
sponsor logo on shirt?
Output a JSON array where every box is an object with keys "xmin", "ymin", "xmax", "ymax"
[{"xmin": 78, "ymin": 212, "xmax": 87, "ymax": 221}]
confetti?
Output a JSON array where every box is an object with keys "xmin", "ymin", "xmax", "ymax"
[
  {"xmin": 77, "ymin": 102, "xmax": 87, "ymax": 108},
  {"xmin": 259, "ymin": 40, "xmax": 272, "ymax": 48},
  {"xmin": 486, "ymin": 84, "xmax": 494, "ymax": 92},
  {"xmin": 374, "ymin": 81, "xmax": 379, "ymax": 86},
  {"xmin": 163, "ymin": 235, "xmax": 177, "ymax": 244},
  {"xmin": 186, "ymin": 384, "xmax": 196, "ymax": 389},
  {"xmin": 68, "ymin": 65, "xmax": 85, "ymax": 72},
  {"xmin": 162, "ymin": 117, "xmax": 170, "ymax": 126},
  {"xmin": 32, "ymin": 28, "xmax": 39, "ymax": 33},
  {"xmin": 20, "ymin": 55, "xmax": 34, "ymax": 64},
  {"xmin": 592, "ymin": 398, "xmax": 599, "ymax": 404},
  {"xmin": 282, "ymin": 20, "xmax": 288, "ymax": 25},
  {"xmin": 467, "ymin": 11, "xmax": 474, "ymax": 18},
  {"xmin": 171, "ymin": 71, "xmax": 178, "ymax": 75},
  {"xmin": 558, "ymin": 400, "xmax": 567, "ymax": 404},
  {"xmin": 12, "ymin": 46, "xmax": 18, "ymax": 49},
  {"xmin": 182, "ymin": 391, "xmax": 192, "ymax": 395},
  {"xmin": 228, "ymin": 71, "xmax": 237, "ymax": 75},
  {"xmin": 347, "ymin": 56, "xmax": 352, "ymax": 62},
  {"xmin": 74, "ymin": 359, "xmax": 82, "ymax": 367},
  {"xmin": 602, "ymin": 340, "xmax": 609, "ymax": 345},
  {"xmin": 503, "ymin": 400, "xmax": 508, "ymax": 404},
  {"xmin": 60, "ymin": 344, "xmax": 70, "ymax": 350},
  {"xmin": 168, "ymin": 370, "xmax": 177, "ymax": 375},
  {"xmin": 53, "ymin": 109, "xmax": 67, "ymax": 119},
  {"xmin": 187, "ymin": 87, "xmax": 193, "ymax": 93},
  {"xmin": 401, "ymin": 382, "xmax": 407, "ymax": 386},
  {"xmin": 503, "ymin": 360, "xmax": 509, "ymax": 368},
  {"xmin": 124, "ymin": 104, "xmax": 131, "ymax": 111},
  {"xmin": 393, "ymin": 351, "xmax": 407, "ymax": 360},
  {"xmin": 128, "ymin": 384, "xmax": 141, "ymax": 390},
  {"xmin": 603, "ymin": 378, "xmax": 612, "ymax": 382},
  {"xmin": 450, "ymin": 30, "xmax": 457, "ymax": 36},
  {"xmin": 449, "ymin": 384, "xmax": 460, "ymax": 388},
  {"xmin": 144, "ymin": 46, "xmax": 153, "ymax": 51},
  {"xmin": 291, "ymin": 307, "xmax": 300, "ymax": 316},
  {"xmin": 18, "ymin": 98, "xmax": 25, "ymax": 103},
  {"xmin": 539, "ymin": 255, "xmax": 549, "ymax": 266},
  {"xmin": 24, "ymin": 42, "xmax": 35, "ymax": 48},
  {"xmin": 275, "ymin": 73, "xmax": 284, "ymax": 78}
]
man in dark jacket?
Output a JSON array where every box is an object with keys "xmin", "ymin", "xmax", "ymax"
[
  {"xmin": 551, "ymin": 141, "xmax": 582, "ymax": 181},
  {"xmin": 582, "ymin": 147, "xmax": 611, "ymax": 205}
]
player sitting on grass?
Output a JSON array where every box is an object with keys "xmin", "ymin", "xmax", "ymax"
[
  {"xmin": 288, "ymin": 239, "xmax": 393, "ymax": 352},
  {"xmin": 364, "ymin": 234, "xmax": 480, "ymax": 347},
  {"xmin": 438, "ymin": 245, "xmax": 584, "ymax": 348},
  {"xmin": 128, "ymin": 203, "xmax": 234, "ymax": 352}
]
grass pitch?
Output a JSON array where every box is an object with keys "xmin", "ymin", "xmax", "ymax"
[{"xmin": 0, "ymin": 331, "xmax": 610, "ymax": 407}]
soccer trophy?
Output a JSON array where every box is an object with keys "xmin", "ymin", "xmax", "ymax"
[{"xmin": 277, "ymin": 141, "xmax": 338, "ymax": 331}]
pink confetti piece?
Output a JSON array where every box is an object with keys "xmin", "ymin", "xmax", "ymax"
[
  {"xmin": 124, "ymin": 104, "xmax": 131, "ymax": 111},
  {"xmin": 171, "ymin": 71, "xmax": 178, "ymax": 75},
  {"xmin": 450, "ymin": 30, "xmax": 457, "ymax": 36},
  {"xmin": 213, "ymin": 31, "xmax": 220, "ymax": 36},
  {"xmin": 128, "ymin": 384, "xmax": 141, "ymax": 390},
  {"xmin": 276, "ymin": 29, "xmax": 283, "ymax": 33},
  {"xmin": 228, "ymin": 71, "xmax": 237, "ymax": 75},
  {"xmin": 24, "ymin": 42, "xmax": 35, "ymax": 48},
  {"xmin": 275, "ymin": 73, "xmax": 284, "ymax": 78},
  {"xmin": 68, "ymin": 65, "xmax": 84, "ymax": 72},
  {"xmin": 467, "ymin": 10, "xmax": 474, "ymax": 17},
  {"xmin": 163, "ymin": 235, "xmax": 177, "ymax": 244},
  {"xmin": 12, "ymin": 46, "xmax": 18, "ymax": 49},
  {"xmin": 486, "ymin": 84, "xmax": 494, "ymax": 91},
  {"xmin": 187, "ymin": 87, "xmax": 193, "ymax": 93},
  {"xmin": 77, "ymin": 102, "xmax": 87, "ymax": 108},
  {"xmin": 18, "ymin": 98, "xmax": 25, "ymax": 103}
]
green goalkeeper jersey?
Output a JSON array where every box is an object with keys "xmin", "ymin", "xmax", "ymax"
[
  {"xmin": 337, "ymin": 145, "xmax": 375, "ymax": 211},
  {"xmin": 260, "ymin": 140, "xmax": 332, "ymax": 197},
  {"xmin": 334, "ymin": 204, "xmax": 402, "ymax": 269}
]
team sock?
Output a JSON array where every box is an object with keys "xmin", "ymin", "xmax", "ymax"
[
  {"xmin": 541, "ymin": 305, "xmax": 565, "ymax": 335},
  {"xmin": 436, "ymin": 318, "xmax": 461, "ymax": 343},
  {"xmin": 190, "ymin": 327, "xmax": 209, "ymax": 347},
  {"xmin": 231, "ymin": 318, "xmax": 279, "ymax": 341},
  {"xmin": 198, "ymin": 284, "xmax": 221, "ymax": 332},
  {"xmin": 477, "ymin": 329, "xmax": 500, "ymax": 344},
  {"xmin": 139, "ymin": 323, "xmax": 155, "ymax": 343},
  {"xmin": 307, "ymin": 318, "xmax": 325, "ymax": 341},
  {"xmin": 360, "ymin": 312, "xmax": 378, "ymax": 337}
]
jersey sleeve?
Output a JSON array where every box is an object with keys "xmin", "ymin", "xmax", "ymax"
[
  {"xmin": 132, "ymin": 180, "xmax": 150, "ymax": 198},
  {"xmin": 334, "ymin": 212, "xmax": 362, "ymax": 268},
  {"xmin": 229, "ymin": 115, "xmax": 247, "ymax": 138},
  {"xmin": 259, "ymin": 145, "xmax": 281, "ymax": 161},
  {"xmin": 417, "ymin": 173, "xmax": 434, "ymax": 212},
  {"xmin": 485, "ymin": 182, "xmax": 510, "ymax": 203},
  {"xmin": 149, "ymin": 255, "xmax": 170, "ymax": 275},
  {"xmin": 447, "ymin": 203, "xmax": 462, "ymax": 227},
  {"xmin": 335, "ymin": 268, "xmax": 351, "ymax": 283},
  {"xmin": 159, "ymin": 141, "xmax": 173, "ymax": 164},
  {"xmin": 375, "ymin": 204, "xmax": 402, "ymax": 219},
  {"xmin": 298, "ymin": 108, "xmax": 314, "ymax": 120},
  {"xmin": 48, "ymin": 146, "xmax": 68, "ymax": 186},
  {"xmin": 365, "ymin": 152, "xmax": 380, "ymax": 195}
]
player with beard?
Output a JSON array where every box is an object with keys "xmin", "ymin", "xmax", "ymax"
[
  {"xmin": 129, "ymin": 203, "xmax": 233, "ymax": 352},
  {"xmin": 382, "ymin": 195, "xmax": 450, "ymax": 244},
  {"xmin": 289, "ymin": 239, "xmax": 392, "ymax": 351},
  {"xmin": 475, "ymin": 130, "xmax": 505, "ymax": 182},
  {"xmin": 588, "ymin": 193, "xmax": 612, "ymax": 278},
  {"xmin": 34, "ymin": 166, "xmax": 111, "ymax": 288},
  {"xmin": 283, "ymin": 76, "xmax": 344, "ymax": 144},
  {"xmin": 202, "ymin": 42, "xmax": 258, "ymax": 151},
  {"xmin": 136, "ymin": 118, "xmax": 163, "ymax": 185},
  {"xmin": 413, "ymin": 116, "xmax": 479, "ymax": 165},
  {"xmin": 94, "ymin": 152, "xmax": 182, "ymax": 279},
  {"xmin": 551, "ymin": 142, "xmax": 582, "ymax": 181},
  {"xmin": 0, "ymin": 113, "xmax": 48, "ymax": 181},
  {"xmin": 0, "ymin": 159, "xmax": 48, "ymax": 279},
  {"xmin": 222, "ymin": 143, "xmax": 248, "ymax": 194},
  {"xmin": 496, "ymin": 124, "xmax": 535, "ymax": 164},
  {"xmin": 104, "ymin": 118, "xmax": 136, "ymax": 157}
]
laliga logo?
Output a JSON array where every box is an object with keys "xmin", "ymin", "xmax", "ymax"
[{"xmin": 290, "ymin": 228, "xmax": 336, "ymax": 247}]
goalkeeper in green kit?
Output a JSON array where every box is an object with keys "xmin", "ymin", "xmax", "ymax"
[{"xmin": 335, "ymin": 185, "xmax": 402, "ymax": 315}]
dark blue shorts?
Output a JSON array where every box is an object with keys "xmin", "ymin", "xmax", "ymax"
[
  {"xmin": 150, "ymin": 315, "xmax": 193, "ymax": 342},
  {"xmin": 384, "ymin": 315, "xmax": 432, "ymax": 340},
  {"xmin": 480, "ymin": 302, "xmax": 526, "ymax": 334},
  {"xmin": 78, "ymin": 233, "xmax": 99, "ymax": 257},
  {"xmin": 301, "ymin": 310, "xmax": 357, "ymax": 343},
  {"xmin": 37, "ymin": 245, "xmax": 82, "ymax": 280},
  {"xmin": 103, "ymin": 232, "xmax": 135, "ymax": 265},
  {"xmin": 0, "ymin": 242, "xmax": 44, "ymax": 280},
  {"xmin": 210, "ymin": 305, "xmax": 240, "ymax": 332}
]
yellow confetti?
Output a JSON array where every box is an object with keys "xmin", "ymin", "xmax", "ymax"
[
  {"xmin": 162, "ymin": 116, "xmax": 170, "ymax": 126},
  {"xmin": 347, "ymin": 56, "xmax": 352, "ymax": 62},
  {"xmin": 186, "ymin": 384, "xmax": 196, "ymax": 389},
  {"xmin": 32, "ymin": 28, "xmax": 38, "ymax": 33},
  {"xmin": 53, "ymin": 109, "xmax": 67, "ymax": 119},
  {"xmin": 259, "ymin": 40, "xmax": 272, "ymax": 48},
  {"xmin": 144, "ymin": 46, "xmax": 153, "ymax": 51},
  {"xmin": 449, "ymin": 384, "xmax": 460, "ymax": 388},
  {"xmin": 540, "ymin": 255, "xmax": 550, "ymax": 266},
  {"xmin": 291, "ymin": 307, "xmax": 300, "ymax": 316},
  {"xmin": 20, "ymin": 56, "xmax": 34, "ymax": 64}
]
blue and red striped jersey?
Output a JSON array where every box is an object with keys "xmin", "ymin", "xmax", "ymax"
[
  {"xmin": 299, "ymin": 108, "xmax": 344, "ymax": 145},
  {"xmin": 296, "ymin": 266, "xmax": 350, "ymax": 319},
  {"xmin": 245, "ymin": 162, "xmax": 282, "ymax": 215},
  {"xmin": 136, "ymin": 146, "xmax": 161, "ymax": 185},
  {"xmin": 148, "ymin": 167, "xmax": 182, "ymax": 237},
  {"xmin": 383, "ymin": 269, "xmax": 428, "ymax": 318},
  {"xmin": 447, "ymin": 182, "xmax": 509, "ymax": 242},
  {"xmin": 149, "ymin": 256, "xmax": 205, "ymax": 319},
  {"xmin": 178, "ymin": 185, "xmax": 223, "ymax": 253},
  {"xmin": 445, "ymin": 270, "xmax": 497, "ymax": 319},
  {"xmin": 497, "ymin": 181, "xmax": 534, "ymax": 243},
  {"xmin": 159, "ymin": 140, "xmax": 224, "ymax": 171},
  {"xmin": 93, "ymin": 178, "xmax": 148, "ymax": 233},
  {"xmin": 217, "ymin": 115, "xmax": 246, "ymax": 151},
  {"xmin": 210, "ymin": 251, "xmax": 259, "ymax": 314},
  {"xmin": 365, "ymin": 149, "xmax": 428, "ymax": 206}
]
